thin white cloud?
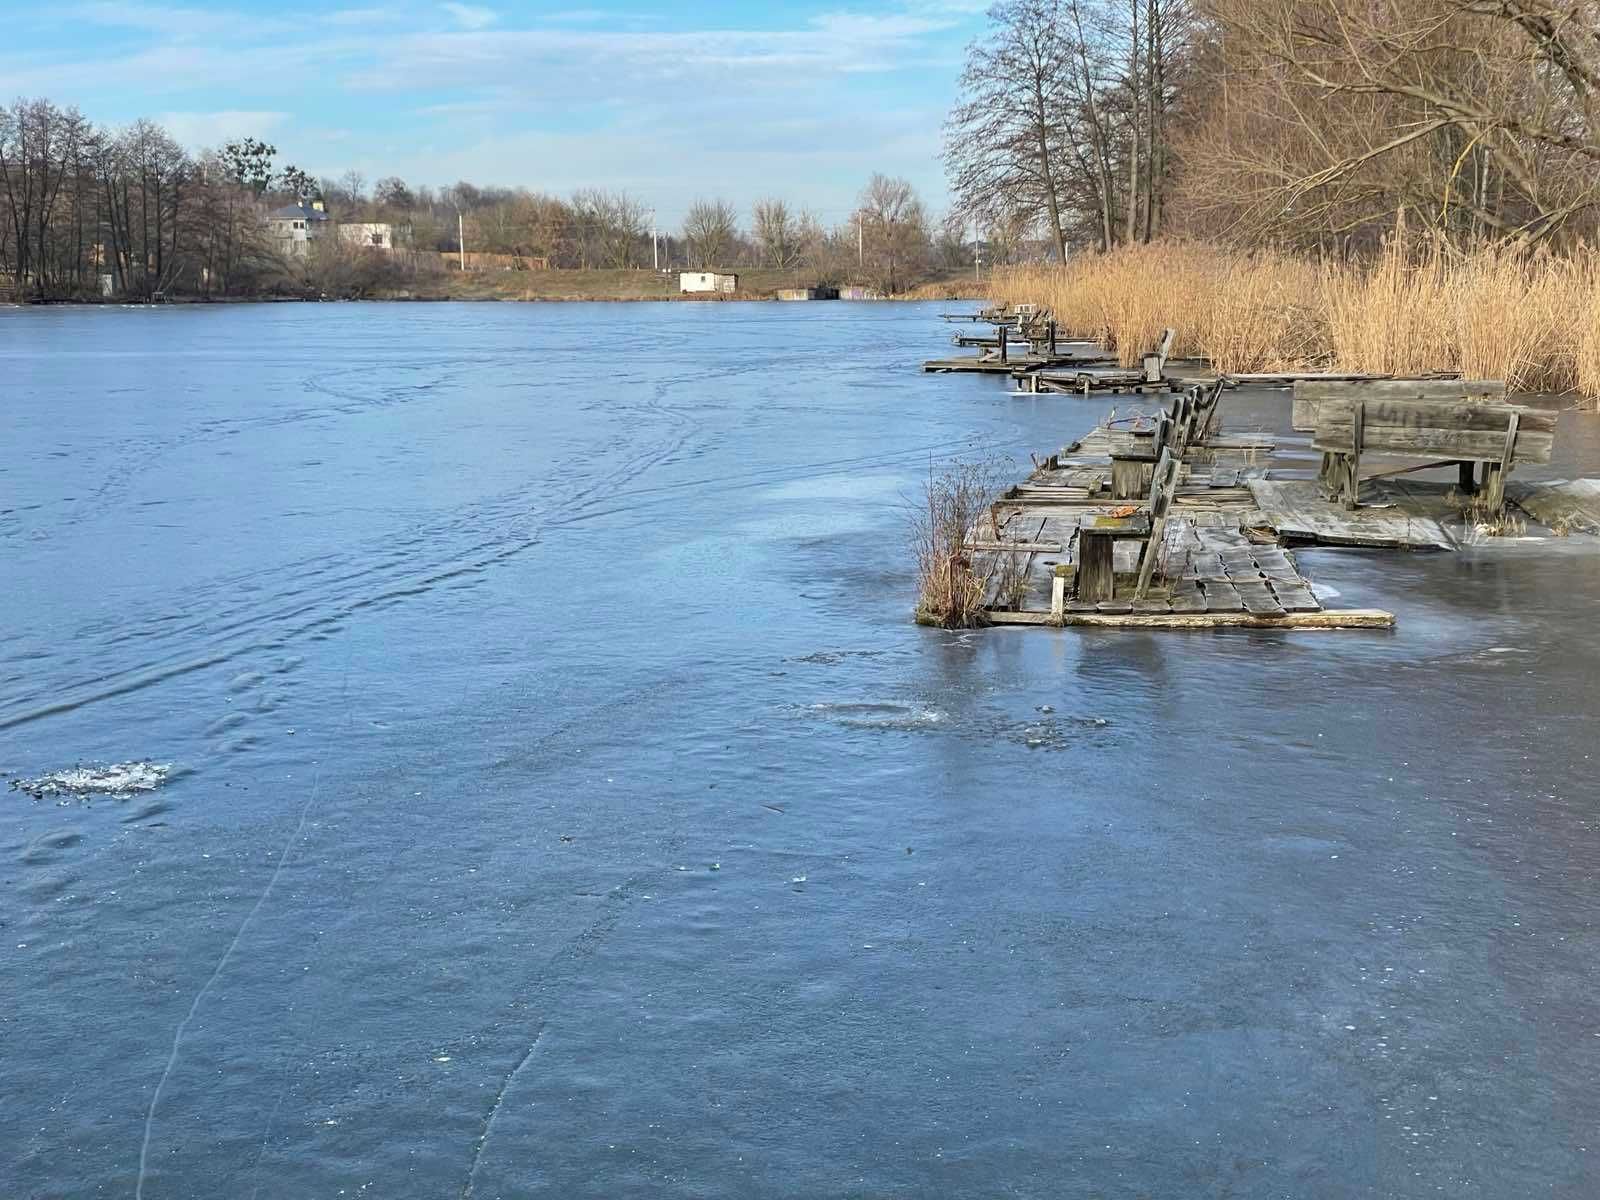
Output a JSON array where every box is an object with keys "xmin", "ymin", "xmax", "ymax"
[
  {"xmin": 75, "ymin": 1, "xmax": 289, "ymax": 39},
  {"xmin": 31, "ymin": 0, "xmax": 973, "ymax": 218},
  {"xmin": 157, "ymin": 109, "xmax": 288, "ymax": 149},
  {"xmin": 441, "ymin": 2, "xmax": 498, "ymax": 30},
  {"xmin": 324, "ymin": 7, "xmax": 390, "ymax": 26}
]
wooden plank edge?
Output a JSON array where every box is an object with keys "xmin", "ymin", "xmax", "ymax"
[{"xmin": 983, "ymin": 608, "xmax": 1395, "ymax": 630}]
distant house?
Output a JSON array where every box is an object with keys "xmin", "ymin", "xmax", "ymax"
[
  {"xmin": 267, "ymin": 199, "xmax": 330, "ymax": 257},
  {"xmin": 680, "ymin": 271, "xmax": 737, "ymax": 294},
  {"xmin": 338, "ymin": 222, "xmax": 396, "ymax": 251}
]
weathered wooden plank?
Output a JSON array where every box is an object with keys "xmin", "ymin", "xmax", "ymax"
[
  {"xmin": 1168, "ymin": 590, "xmax": 1206, "ymax": 613},
  {"xmin": 1247, "ymin": 479, "xmax": 1458, "ymax": 550},
  {"xmin": 1202, "ymin": 581, "xmax": 1244, "ymax": 610},
  {"xmin": 987, "ymin": 609, "xmax": 1396, "ymax": 629},
  {"xmin": 1271, "ymin": 586, "xmax": 1322, "ymax": 612},
  {"xmin": 1312, "ymin": 398, "xmax": 1554, "ymax": 436},
  {"xmin": 1077, "ymin": 529, "xmax": 1116, "ymax": 603},
  {"xmin": 1310, "ymin": 399, "xmax": 1554, "ymax": 464},
  {"xmin": 1292, "ymin": 379, "xmax": 1505, "ymax": 430},
  {"xmin": 1314, "ymin": 424, "xmax": 1553, "ymax": 464},
  {"xmin": 1507, "ymin": 478, "xmax": 1600, "ymax": 532}
]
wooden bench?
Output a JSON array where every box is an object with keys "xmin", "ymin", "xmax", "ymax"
[
  {"xmin": 1074, "ymin": 449, "xmax": 1181, "ymax": 605},
  {"xmin": 1106, "ymin": 381, "xmax": 1224, "ymax": 499},
  {"xmin": 1294, "ymin": 380, "xmax": 1554, "ymax": 510}
]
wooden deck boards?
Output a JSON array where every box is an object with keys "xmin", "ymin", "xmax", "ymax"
[
  {"xmin": 1508, "ymin": 478, "xmax": 1600, "ymax": 533},
  {"xmin": 1246, "ymin": 478, "xmax": 1457, "ymax": 551}
]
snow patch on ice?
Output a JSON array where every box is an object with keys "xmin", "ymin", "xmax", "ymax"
[{"xmin": 11, "ymin": 760, "xmax": 171, "ymax": 800}]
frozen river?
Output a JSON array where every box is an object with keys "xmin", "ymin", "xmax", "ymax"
[{"xmin": 3, "ymin": 301, "xmax": 1598, "ymax": 1197}]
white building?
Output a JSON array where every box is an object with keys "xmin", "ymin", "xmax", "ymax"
[
  {"xmin": 266, "ymin": 199, "xmax": 330, "ymax": 258},
  {"xmin": 679, "ymin": 271, "xmax": 738, "ymax": 294},
  {"xmin": 338, "ymin": 222, "xmax": 395, "ymax": 250}
]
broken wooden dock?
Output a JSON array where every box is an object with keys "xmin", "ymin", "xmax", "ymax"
[
  {"xmin": 969, "ymin": 383, "xmax": 1398, "ymax": 629},
  {"xmin": 914, "ymin": 312, "xmax": 1597, "ymax": 631}
]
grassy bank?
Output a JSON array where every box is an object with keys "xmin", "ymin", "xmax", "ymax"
[
  {"xmin": 989, "ymin": 240, "xmax": 1600, "ymax": 404},
  {"xmin": 376, "ymin": 268, "xmax": 981, "ymax": 302}
]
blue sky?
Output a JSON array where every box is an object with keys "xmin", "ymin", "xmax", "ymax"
[{"xmin": 8, "ymin": 1, "xmax": 990, "ymax": 226}]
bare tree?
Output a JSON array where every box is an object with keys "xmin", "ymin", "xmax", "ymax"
[
  {"xmin": 1188, "ymin": 0, "xmax": 1600, "ymax": 247},
  {"xmin": 855, "ymin": 174, "xmax": 932, "ymax": 293},
  {"xmin": 682, "ymin": 198, "xmax": 739, "ymax": 268},
  {"xmin": 373, "ymin": 176, "xmax": 413, "ymax": 209},
  {"xmin": 340, "ymin": 169, "xmax": 367, "ymax": 206},
  {"xmin": 944, "ymin": 0, "xmax": 1075, "ymax": 261},
  {"xmin": 752, "ymin": 197, "xmax": 811, "ymax": 267}
]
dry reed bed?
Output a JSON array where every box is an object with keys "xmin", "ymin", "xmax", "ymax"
[{"xmin": 990, "ymin": 241, "xmax": 1600, "ymax": 403}]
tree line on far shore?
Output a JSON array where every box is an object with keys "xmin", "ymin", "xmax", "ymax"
[
  {"xmin": 946, "ymin": 0, "xmax": 1600, "ymax": 256},
  {"xmin": 0, "ymin": 98, "xmax": 981, "ymax": 300}
]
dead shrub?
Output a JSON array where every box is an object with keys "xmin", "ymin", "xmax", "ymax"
[{"xmin": 911, "ymin": 458, "xmax": 1019, "ymax": 627}]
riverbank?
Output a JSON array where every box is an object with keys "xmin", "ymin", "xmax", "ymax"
[
  {"xmin": 2, "ymin": 268, "xmax": 984, "ymax": 306},
  {"xmin": 989, "ymin": 239, "xmax": 1600, "ymax": 407}
]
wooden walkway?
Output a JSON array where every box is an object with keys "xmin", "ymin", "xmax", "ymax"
[{"xmin": 978, "ymin": 403, "xmax": 1395, "ymax": 628}]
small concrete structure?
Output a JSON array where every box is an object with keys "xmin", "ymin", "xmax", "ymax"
[{"xmin": 680, "ymin": 271, "xmax": 737, "ymax": 294}]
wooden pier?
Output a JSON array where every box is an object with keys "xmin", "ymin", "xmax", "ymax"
[
  {"xmin": 965, "ymin": 383, "xmax": 1391, "ymax": 628},
  {"xmin": 913, "ymin": 311, "xmax": 1595, "ymax": 632},
  {"xmin": 962, "ymin": 375, "xmax": 1576, "ymax": 630}
]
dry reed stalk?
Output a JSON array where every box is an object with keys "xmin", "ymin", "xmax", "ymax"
[
  {"xmin": 1576, "ymin": 263, "xmax": 1600, "ymax": 404},
  {"xmin": 992, "ymin": 238, "xmax": 1600, "ymax": 407},
  {"xmin": 911, "ymin": 458, "xmax": 1016, "ymax": 627}
]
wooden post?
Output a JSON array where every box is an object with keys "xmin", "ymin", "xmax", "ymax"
[
  {"xmin": 1077, "ymin": 534, "xmax": 1115, "ymax": 602},
  {"xmin": 1050, "ymin": 570, "xmax": 1066, "ymax": 621},
  {"xmin": 998, "ymin": 324, "xmax": 1008, "ymax": 363},
  {"xmin": 1483, "ymin": 409, "xmax": 1519, "ymax": 513},
  {"xmin": 1133, "ymin": 451, "xmax": 1179, "ymax": 601},
  {"xmin": 1457, "ymin": 461, "xmax": 1478, "ymax": 494},
  {"xmin": 1344, "ymin": 400, "xmax": 1365, "ymax": 509},
  {"xmin": 1111, "ymin": 458, "xmax": 1152, "ymax": 500}
]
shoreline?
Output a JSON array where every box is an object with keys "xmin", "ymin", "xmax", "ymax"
[{"xmin": 1, "ymin": 269, "xmax": 984, "ymax": 308}]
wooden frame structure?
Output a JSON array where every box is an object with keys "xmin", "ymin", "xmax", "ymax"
[{"xmin": 1292, "ymin": 380, "xmax": 1553, "ymax": 511}]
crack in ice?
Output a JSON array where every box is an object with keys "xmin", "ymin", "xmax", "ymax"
[{"xmin": 134, "ymin": 769, "xmax": 319, "ymax": 1199}]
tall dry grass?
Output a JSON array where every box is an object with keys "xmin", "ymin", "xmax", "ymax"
[
  {"xmin": 911, "ymin": 458, "xmax": 1018, "ymax": 627},
  {"xmin": 990, "ymin": 238, "xmax": 1600, "ymax": 403}
]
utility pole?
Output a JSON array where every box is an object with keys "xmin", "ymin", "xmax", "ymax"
[
  {"xmin": 972, "ymin": 218, "xmax": 980, "ymax": 282},
  {"xmin": 651, "ymin": 208, "xmax": 658, "ymax": 270},
  {"xmin": 857, "ymin": 215, "xmax": 863, "ymax": 269},
  {"xmin": 457, "ymin": 208, "xmax": 466, "ymax": 272}
]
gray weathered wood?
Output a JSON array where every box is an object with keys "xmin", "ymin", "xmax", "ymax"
[
  {"xmin": 1292, "ymin": 379, "xmax": 1506, "ymax": 430},
  {"xmin": 1312, "ymin": 399, "xmax": 1552, "ymax": 465},
  {"xmin": 1076, "ymin": 528, "xmax": 1116, "ymax": 602},
  {"xmin": 1110, "ymin": 457, "xmax": 1153, "ymax": 500},
  {"xmin": 987, "ymin": 608, "xmax": 1396, "ymax": 629},
  {"xmin": 1133, "ymin": 451, "xmax": 1180, "ymax": 600}
]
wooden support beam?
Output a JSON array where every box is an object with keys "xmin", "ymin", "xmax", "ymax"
[
  {"xmin": 999, "ymin": 609, "xmax": 1397, "ymax": 630},
  {"xmin": 1077, "ymin": 531, "xmax": 1115, "ymax": 603}
]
